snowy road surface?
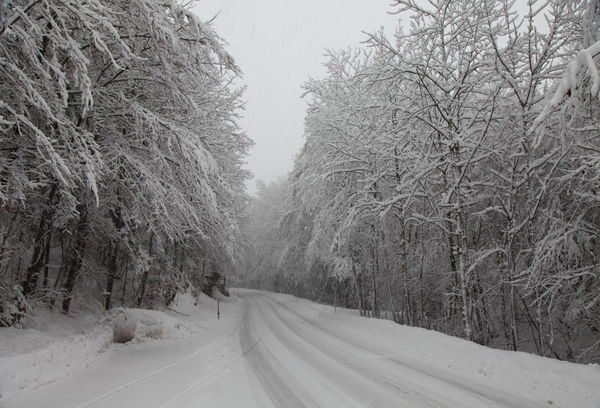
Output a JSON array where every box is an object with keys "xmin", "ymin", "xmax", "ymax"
[{"xmin": 4, "ymin": 290, "xmax": 599, "ymax": 408}]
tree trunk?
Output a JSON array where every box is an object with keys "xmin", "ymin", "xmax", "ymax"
[
  {"xmin": 381, "ymin": 226, "xmax": 398, "ymax": 322},
  {"xmin": 103, "ymin": 243, "xmax": 118, "ymax": 310},
  {"xmin": 418, "ymin": 219, "xmax": 426, "ymax": 326},
  {"xmin": 455, "ymin": 214, "xmax": 472, "ymax": 341},
  {"xmin": 180, "ymin": 245, "xmax": 185, "ymax": 274},
  {"xmin": 400, "ymin": 234, "xmax": 413, "ymax": 325},
  {"xmin": 351, "ymin": 260, "xmax": 363, "ymax": 316},
  {"xmin": 22, "ymin": 184, "xmax": 57, "ymax": 296},
  {"xmin": 104, "ymin": 202, "xmax": 124, "ymax": 310},
  {"xmin": 41, "ymin": 226, "xmax": 53, "ymax": 290},
  {"xmin": 137, "ymin": 231, "xmax": 154, "ymax": 307},
  {"xmin": 121, "ymin": 263, "xmax": 128, "ymax": 306},
  {"xmin": 61, "ymin": 203, "xmax": 89, "ymax": 314},
  {"xmin": 371, "ymin": 239, "xmax": 379, "ymax": 319}
]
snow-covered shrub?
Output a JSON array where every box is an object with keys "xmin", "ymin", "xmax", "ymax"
[
  {"xmin": 105, "ymin": 309, "xmax": 137, "ymax": 344},
  {"xmin": 103, "ymin": 308, "xmax": 185, "ymax": 343}
]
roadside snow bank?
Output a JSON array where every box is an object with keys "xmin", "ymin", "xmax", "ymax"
[
  {"xmin": 0, "ymin": 305, "xmax": 192, "ymax": 400},
  {"xmin": 0, "ymin": 325, "xmax": 112, "ymax": 400},
  {"xmin": 265, "ymin": 291, "xmax": 600, "ymax": 408}
]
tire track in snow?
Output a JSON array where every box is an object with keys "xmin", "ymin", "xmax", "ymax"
[
  {"xmin": 71, "ymin": 316, "xmax": 244, "ymax": 408},
  {"xmin": 254, "ymin": 295, "xmax": 425, "ymax": 407},
  {"xmin": 267, "ymin": 294, "xmax": 544, "ymax": 408},
  {"xmin": 254, "ymin": 295, "xmax": 447, "ymax": 408},
  {"xmin": 239, "ymin": 297, "xmax": 318, "ymax": 408},
  {"xmin": 155, "ymin": 333, "xmax": 262, "ymax": 408}
]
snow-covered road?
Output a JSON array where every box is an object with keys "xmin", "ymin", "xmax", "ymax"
[
  {"xmin": 239, "ymin": 292, "xmax": 542, "ymax": 408},
  {"xmin": 4, "ymin": 290, "xmax": 599, "ymax": 408}
]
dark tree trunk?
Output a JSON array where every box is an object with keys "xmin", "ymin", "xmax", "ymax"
[
  {"xmin": 61, "ymin": 203, "xmax": 89, "ymax": 314},
  {"xmin": 41, "ymin": 226, "xmax": 53, "ymax": 289},
  {"xmin": 104, "ymin": 243, "xmax": 119, "ymax": 310},
  {"xmin": 22, "ymin": 216, "xmax": 49, "ymax": 295},
  {"xmin": 22, "ymin": 184, "xmax": 57, "ymax": 296},
  {"xmin": 121, "ymin": 263, "xmax": 128, "ymax": 306},
  {"xmin": 137, "ymin": 231, "xmax": 154, "ymax": 307},
  {"xmin": 371, "ymin": 241, "xmax": 379, "ymax": 319},
  {"xmin": 104, "ymin": 204, "xmax": 124, "ymax": 310}
]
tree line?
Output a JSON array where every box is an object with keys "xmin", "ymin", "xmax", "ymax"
[
  {"xmin": 0, "ymin": 0, "xmax": 250, "ymax": 324},
  {"xmin": 243, "ymin": 0, "xmax": 600, "ymax": 363}
]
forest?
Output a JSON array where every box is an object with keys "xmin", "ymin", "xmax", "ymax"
[
  {"xmin": 1, "ymin": 0, "xmax": 600, "ymax": 369},
  {"xmin": 243, "ymin": 0, "xmax": 600, "ymax": 363},
  {"xmin": 0, "ymin": 0, "xmax": 250, "ymax": 320}
]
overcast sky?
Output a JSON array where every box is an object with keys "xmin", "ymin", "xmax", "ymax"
[{"xmin": 191, "ymin": 1, "xmax": 398, "ymax": 193}]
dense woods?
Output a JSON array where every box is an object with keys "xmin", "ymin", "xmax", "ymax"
[
  {"xmin": 243, "ymin": 0, "xmax": 600, "ymax": 363},
  {"xmin": 0, "ymin": 0, "xmax": 250, "ymax": 323}
]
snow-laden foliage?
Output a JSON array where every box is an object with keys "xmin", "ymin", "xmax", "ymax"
[
  {"xmin": 243, "ymin": 0, "xmax": 600, "ymax": 363},
  {"xmin": 0, "ymin": 0, "xmax": 250, "ymax": 320}
]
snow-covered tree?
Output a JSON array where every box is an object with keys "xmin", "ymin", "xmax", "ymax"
[
  {"xmin": 252, "ymin": 0, "xmax": 600, "ymax": 362},
  {"xmin": 0, "ymin": 0, "xmax": 250, "ymax": 320}
]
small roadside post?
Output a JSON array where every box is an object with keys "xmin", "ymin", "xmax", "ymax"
[{"xmin": 334, "ymin": 278, "xmax": 338, "ymax": 314}]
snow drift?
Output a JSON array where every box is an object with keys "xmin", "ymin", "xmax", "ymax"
[
  {"xmin": 0, "ymin": 325, "xmax": 113, "ymax": 400},
  {"xmin": 0, "ymin": 305, "xmax": 192, "ymax": 400}
]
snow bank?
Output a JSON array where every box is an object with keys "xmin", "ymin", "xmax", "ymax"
[
  {"xmin": 268, "ymin": 292, "xmax": 600, "ymax": 408},
  {"xmin": 170, "ymin": 288, "xmax": 208, "ymax": 315},
  {"xmin": 167, "ymin": 289, "xmax": 223, "ymax": 334},
  {"xmin": 349, "ymin": 317, "xmax": 600, "ymax": 408},
  {"xmin": 0, "ymin": 325, "xmax": 113, "ymax": 400},
  {"xmin": 0, "ymin": 304, "xmax": 192, "ymax": 400}
]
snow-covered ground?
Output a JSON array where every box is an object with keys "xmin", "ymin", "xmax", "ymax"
[
  {"xmin": 0, "ymin": 290, "xmax": 228, "ymax": 402},
  {"xmin": 1, "ymin": 289, "xmax": 599, "ymax": 408}
]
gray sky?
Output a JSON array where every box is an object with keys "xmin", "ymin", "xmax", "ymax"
[{"xmin": 191, "ymin": 1, "xmax": 398, "ymax": 193}]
